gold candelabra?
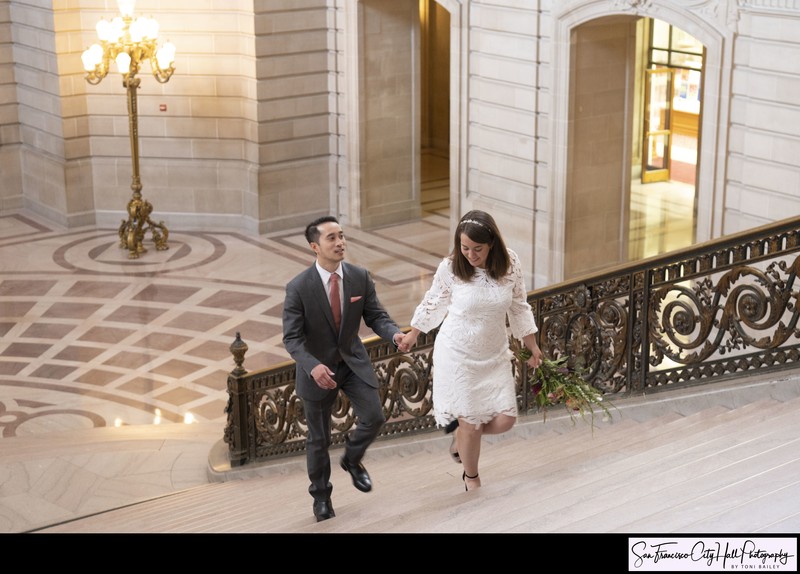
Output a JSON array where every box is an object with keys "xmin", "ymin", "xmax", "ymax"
[{"xmin": 81, "ymin": 0, "xmax": 176, "ymax": 259}]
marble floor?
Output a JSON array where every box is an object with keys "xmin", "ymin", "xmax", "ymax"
[
  {"xmin": 0, "ymin": 208, "xmax": 454, "ymax": 532},
  {"xmin": 0, "ymin": 209, "xmax": 454, "ymax": 433},
  {"xmin": 629, "ymin": 179, "xmax": 695, "ymax": 260},
  {"xmin": 0, "ymin": 169, "xmax": 696, "ymax": 532}
]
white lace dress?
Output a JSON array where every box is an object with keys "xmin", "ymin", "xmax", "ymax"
[{"xmin": 410, "ymin": 248, "xmax": 538, "ymax": 427}]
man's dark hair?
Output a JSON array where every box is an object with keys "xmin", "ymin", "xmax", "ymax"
[{"xmin": 305, "ymin": 215, "xmax": 339, "ymax": 244}]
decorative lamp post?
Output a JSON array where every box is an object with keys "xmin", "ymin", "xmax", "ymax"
[{"xmin": 81, "ymin": 0, "xmax": 176, "ymax": 259}]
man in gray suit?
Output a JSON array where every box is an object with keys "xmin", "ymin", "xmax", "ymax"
[{"xmin": 282, "ymin": 215, "xmax": 407, "ymax": 522}]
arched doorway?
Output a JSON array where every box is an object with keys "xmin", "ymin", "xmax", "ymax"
[
  {"xmin": 344, "ymin": 0, "xmax": 461, "ymax": 231},
  {"xmin": 562, "ymin": 15, "xmax": 703, "ymax": 279},
  {"xmin": 419, "ymin": 0, "xmax": 451, "ymax": 218},
  {"xmin": 630, "ymin": 18, "xmax": 702, "ymax": 260}
]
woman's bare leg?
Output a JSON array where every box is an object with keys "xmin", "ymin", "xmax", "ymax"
[
  {"xmin": 457, "ymin": 418, "xmax": 483, "ymax": 490},
  {"xmin": 456, "ymin": 414, "xmax": 515, "ymax": 490},
  {"xmin": 482, "ymin": 413, "xmax": 516, "ymax": 435}
]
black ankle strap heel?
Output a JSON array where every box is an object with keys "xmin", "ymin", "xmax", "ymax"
[{"xmin": 462, "ymin": 471, "xmax": 479, "ymax": 491}]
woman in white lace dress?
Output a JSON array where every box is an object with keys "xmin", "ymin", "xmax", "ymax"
[{"xmin": 399, "ymin": 210, "xmax": 543, "ymax": 491}]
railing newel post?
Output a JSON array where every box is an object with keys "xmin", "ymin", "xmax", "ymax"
[{"xmin": 224, "ymin": 332, "xmax": 249, "ymax": 467}]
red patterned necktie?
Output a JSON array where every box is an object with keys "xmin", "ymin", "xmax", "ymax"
[{"xmin": 329, "ymin": 272, "xmax": 341, "ymax": 331}]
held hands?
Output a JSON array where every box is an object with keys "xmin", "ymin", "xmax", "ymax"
[
  {"xmin": 310, "ymin": 363, "xmax": 337, "ymax": 390},
  {"xmin": 393, "ymin": 332, "xmax": 409, "ymax": 353},
  {"xmin": 396, "ymin": 330, "xmax": 419, "ymax": 353}
]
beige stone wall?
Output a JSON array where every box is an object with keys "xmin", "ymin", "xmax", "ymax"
[
  {"xmin": 725, "ymin": 5, "xmax": 800, "ymax": 233},
  {"xmin": 61, "ymin": 0, "xmax": 259, "ymax": 232},
  {"xmin": 564, "ymin": 17, "xmax": 634, "ymax": 280},
  {"xmin": 254, "ymin": 0, "xmax": 335, "ymax": 233},
  {"xmin": 355, "ymin": 0, "xmax": 421, "ymax": 229},
  {"xmin": 461, "ymin": 0, "xmax": 542, "ymax": 283},
  {"xmin": 2, "ymin": 0, "xmax": 800, "ymax": 287},
  {"xmin": 2, "ymin": 0, "xmax": 67, "ymax": 222},
  {"xmin": 0, "ymin": 0, "xmax": 22, "ymax": 210}
]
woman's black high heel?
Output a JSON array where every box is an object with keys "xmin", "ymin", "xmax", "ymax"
[
  {"xmin": 444, "ymin": 419, "xmax": 460, "ymax": 463},
  {"xmin": 462, "ymin": 471, "xmax": 479, "ymax": 491}
]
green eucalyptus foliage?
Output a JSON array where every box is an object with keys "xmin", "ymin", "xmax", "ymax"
[{"xmin": 516, "ymin": 349, "xmax": 615, "ymax": 428}]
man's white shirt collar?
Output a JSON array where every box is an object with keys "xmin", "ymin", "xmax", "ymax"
[{"xmin": 316, "ymin": 262, "xmax": 343, "ymax": 283}]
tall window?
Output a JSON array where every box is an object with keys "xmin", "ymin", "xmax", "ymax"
[
  {"xmin": 649, "ymin": 20, "xmax": 703, "ymax": 121},
  {"xmin": 642, "ymin": 20, "xmax": 704, "ymax": 185}
]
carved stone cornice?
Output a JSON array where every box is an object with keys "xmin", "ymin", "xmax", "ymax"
[
  {"xmin": 737, "ymin": 0, "xmax": 800, "ymax": 10},
  {"xmin": 601, "ymin": 0, "xmax": 739, "ymax": 33}
]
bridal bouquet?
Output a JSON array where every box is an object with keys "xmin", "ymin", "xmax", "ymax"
[{"xmin": 517, "ymin": 349, "xmax": 614, "ymax": 427}]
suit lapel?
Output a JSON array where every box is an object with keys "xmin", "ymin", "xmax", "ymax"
[
  {"xmin": 342, "ymin": 261, "xmax": 353, "ymax": 325},
  {"xmin": 306, "ymin": 265, "xmax": 338, "ymax": 333}
]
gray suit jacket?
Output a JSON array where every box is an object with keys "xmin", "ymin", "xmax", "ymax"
[{"xmin": 282, "ymin": 261, "xmax": 401, "ymax": 401}]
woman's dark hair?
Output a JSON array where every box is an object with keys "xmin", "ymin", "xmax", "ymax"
[
  {"xmin": 451, "ymin": 210, "xmax": 509, "ymax": 281},
  {"xmin": 305, "ymin": 215, "xmax": 339, "ymax": 244}
]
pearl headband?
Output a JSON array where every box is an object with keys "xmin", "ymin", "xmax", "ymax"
[{"xmin": 460, "ymin": 218, "xmax": 489, "ymax": 230}]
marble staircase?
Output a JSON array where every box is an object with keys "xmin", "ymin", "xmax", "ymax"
[{"xmin": 30, "ymin": 371, "xmax": 800, "ymax": 534}]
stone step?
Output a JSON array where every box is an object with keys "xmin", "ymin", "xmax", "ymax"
[{"xmin": 33, "ymin": 382, "xmax": 800, "ymax": 534}]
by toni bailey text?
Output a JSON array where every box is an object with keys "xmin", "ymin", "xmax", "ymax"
[{"xmin": 628, "ymin": 538, "xmax": 796, "ymax": 571}]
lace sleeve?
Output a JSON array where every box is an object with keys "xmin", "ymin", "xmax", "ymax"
[
  {"xmin": 410, "ymin": 258, "xmax": 453, "ymax": 333},
  {"xmin": 506, "ymin": 249, "xmax": 538, "ymax": 339}
]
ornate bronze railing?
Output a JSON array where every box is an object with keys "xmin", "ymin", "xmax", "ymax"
[{"xmin": 224, "ymin": 216, "xmax": 800, "ymax": 466}]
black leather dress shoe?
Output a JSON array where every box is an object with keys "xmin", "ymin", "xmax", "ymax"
[
  {"xmin": 313, "ymin": 498, "xmax": 335, "ymax": 522},
  {"xmin": 340, "ymin": 456, "xmax": 372, "ymax": 492}
]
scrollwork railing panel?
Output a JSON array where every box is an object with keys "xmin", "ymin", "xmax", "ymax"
[
  {"xmin": 225, "ymin": 332, "xmax": 439, "ymax": 465},
  {"xmin": 534, "ymin": 279, "xmax": 633, "ymax": 397},
  {"xmin": 646, "ymin": 255, "xmax": 800, "ymax": 389},
  {"xmin": 225, "ymin": 216, "xmax": 800, "ymax": 466}
]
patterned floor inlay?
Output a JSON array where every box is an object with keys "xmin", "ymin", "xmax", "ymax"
[{"xmin": 0, "ymin": 212, "xmax": 449, "ymax": 437}]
